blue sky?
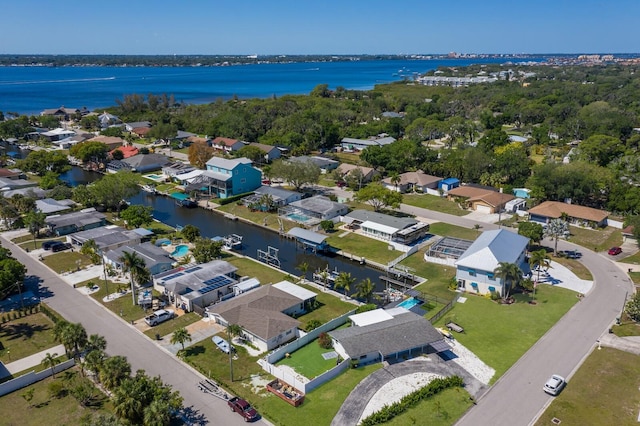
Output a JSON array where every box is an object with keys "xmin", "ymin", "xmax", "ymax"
[{"xmin": 2, "ymin": 1, "xmax": 637, "ymax": 55}]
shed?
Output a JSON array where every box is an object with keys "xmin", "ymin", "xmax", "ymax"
[
  {"xmin": 232, "ymin": 278, "xmax": 261, "ymax": 296},
  {"xmin": 439, "ymin": 177, "xmax": 460, "ymax": 192}
]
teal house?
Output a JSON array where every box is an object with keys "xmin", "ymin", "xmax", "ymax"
[{"xmin": 204, "ymin": 157, "xmax": 261, "ymax": 199}]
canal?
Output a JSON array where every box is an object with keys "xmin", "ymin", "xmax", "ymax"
[{"xmin": 59, "ymin": 167, "xmax": 384, "ymax": 287}]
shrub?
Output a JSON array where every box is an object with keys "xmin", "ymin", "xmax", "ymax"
[
  {"xmin": 305, "ymin": 319, "xmax": 322, "ymax": 331},
  {"xmin": 355, "ymin": 304, "xmax": 377, "ymax": 314},
  {"xmin": 317, "ymin": 332, "xmax": 332, "ymax": 349},
  {"xmin": 47, "ymin": 380, "xmax": 67, "ymax": 399},
  {"xmin": 218, "ymin": 192, "xmax": 254, "ymax": 205},
  {"xmin": 320, "ymin": 220, "xmax": 334, "ymax": 232}
]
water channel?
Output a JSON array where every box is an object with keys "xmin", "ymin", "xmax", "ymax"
[{"xmin": 58, "ymin": 167, "xmax": 386, "ymax": 289}]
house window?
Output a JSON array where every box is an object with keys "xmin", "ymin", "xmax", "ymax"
[
  {"xmin": 243, "ymin": 167, "xmax": 247, "ymax": 172},
  {"xmin": 488, "ymin": 286, "xmax": 496, "ymax": 292},
  {"xmin": 241, "ymin": 178, "xmax": 246, "ymax": 183},
  {"xmin": 286, "ymin": 329, "xmax": 292, "ymax": 335},
  {"xmin": 468, "ymin": 269, "xmax": 476, "ymax": 277},
  {"xmin": 488, "ymin": 273, "xmax": 494, "ymax": 280}
]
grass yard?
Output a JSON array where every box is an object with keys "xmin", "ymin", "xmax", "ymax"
[
  {"xmin": 333, "ymin": 151, "xmax": 362, "ymax": 165},
  {"xmin": 619, "ymin": 250, "xmax": 640, "ymax": 265},
  {"xmin": 0, "ymin": 312, "xmax": 57, "ymax": 363},
  {"xmin": 216, "ymin": 203, "xmax": 297, "ymax": 232},
  {"xmin": 16, "ymin": 236, "xmax": 66, "ymax": 251},
  {"xmin": 276, "ymin": 339, "xmax": 338, "ymax": 379},
  {"xmin": 628, "ymin": 271, "xmax": 640, "ymax": 285},
  {"xmin": 258, "ymin": 364, "xmax": 381, "ymax": 426},
  {"xmin": 143, "ymin": 312, "xmax": 201, "ymax": 339},
  {"xmin": 551, "ymin": 257, "xmax": 593, "ymax": 280},
  {"xmin": 399, "ymin": 251, "xmax": 457, "ymax": 301},
  {"xmin": 325, "ymin": 232, "xmax": 403, "ymax": 264},
  {"xmin": 403, "ymin": 194, "xmax": 469, "ymax": 216},
  {"xmin": 0, "ymin": 371, "xmax": 112, "ymax": 425},
  {"xmin": 226, "ymin": 256, "xmax": 289, "ymax": 285},
  {"xmin": 536, "ymin": 347, "xmax": 640, "ymax": 426},
  {"xmin": 567, "ymin": 226, "xmax": 622, "ymax": 253},
  {"xmin": 429, "ymin": 222, "xmax": 480, "ymax": 241},
  {"xmin": 86, "ymin": 279, "xmax": 148, "ymax": 323},
  {"xmin": 41, "ymin": 252, "xmax": 95, "ymax": 275},
  {"xmin": 433, "ymin": 285, "xmax": 578, "ymax": 382},
  {"xmin": 296, "ymin": 284, "xmax": 355, "ymax": 325},
  {"xmin": 382, "ymin": 386, "xmax": 473, "ymax": 426}
]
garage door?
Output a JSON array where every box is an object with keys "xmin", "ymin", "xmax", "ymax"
[{"xmin": 475, "ymin": 204, "xmax": 493, "ymax": 214}]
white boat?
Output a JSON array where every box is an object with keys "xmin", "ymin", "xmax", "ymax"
[
  {"xmin": 223, "ymin": 234, "xmax": 243, "ymax": 250},
  {"xmin": 141, "ymin": 184, "xmax": 157, "ymax": 194}
]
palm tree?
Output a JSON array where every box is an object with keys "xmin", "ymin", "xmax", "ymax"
[
  {"xmin": 41, "ymin": 352, "xmax": 60, "ymax": 378},
  {"xmin": 143, "ymin": 399, "xmax": 172, "ymax": 426},
  {"xmin": 544, "ymin": 218, "xmax": 569, "ymax": 256},
  {"xmin": 318, "ymin": 269, "xmax": 330, "ymax": 291},
  {"xmin": 354, "ymin": 278, "xmax": 375, "ymax": 303},
  {"xmin": 296, "ymin": 262, "xmax": 309, "ymax": 283},
  {"xmin": 62, "ymin": 322, "xmax": 87, "ymax": 361},
  {"xmin": 113, "ymin": 378, "xmax": 142, "ymax": 423},
  {"xmin": 99, "ymin": 355, "xmax": 131, "ymax": 391},
  {"xmin": 118, "ymin": 250, "xmax": 148, "ymax": 305},
  {"xmin": 227, "ymin": 324, "xmax": 243, "ymax": 382},
  {"xmin": 389, "ymin": 172, "xmax": 401, "ymax": 192},
  {"xmin": 85, "ymin": 333, "xmax": 107, "ymax": 353},
  {"xmin": 24, "ymin": 210, "xmax": 46, "ymax": 250},
  {"xmin": 83, "ymin": 350, "xmax": 105, "ymax": 379},
  {"xmin": 170, "ymin": 327, "xmax": 192, "ymax": 354},
  {"xmin": 493, "ymin": 262, "xmax": 523, "ymax": 300},
  {"xmin": 529, "ymin": 249, "xmax": 552, "ymax": 301},
  {"xmin": 334, "ymin": 272, "xmax": 355, "ymax": 299},
  {"xmin": 52, "ymin": 320, "xmax": 71, "ymax": 355}
]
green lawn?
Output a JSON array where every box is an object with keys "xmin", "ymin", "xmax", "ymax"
[
  {"xmin": 0, "ymin": 311, "xmax": 58, "ymax": 363},
  {"xmin": 383, "ymin": 386, "xmax": 473, "ymax": 426},
  {"xmin": 567, "ymin": 226, "xmax": 622, "ymax": 252},
  {"xmin": 429, "ymin": 222, "xmax": 480, "ymax": 241},
  {"xmin": 217, "ymin": 203, "xmax": 298, "ymax": 232},
  {"xmin": 41, "ymin": 252, "xmax": 96, "ymax": 275},
  {"xmin": 15, "ymin": 236, "xmax": 66, "ymax": 251},
  {"xmin": 628, "ymin": 271, "xmax": 640, "ymax": 285},
  {"xmin": 619, "ymin": 250, "xmax": 640, "ymax": 265},
  {"xmin": 275, "ymin": 339, "xmax": 338, "ymax": 379},
  {"xmin": 399, "ymin": 251, "xmax": 457, "ymax": 301},
  {"xmin": 551, "ymin": 257, "xmax": 593, "ymax": 280},
  {"xmin": 325, "ymin": 232, "xmax": 403, "ymax": 264},
  {"xmin": 296, "ymin": 284, "xmax": 355, "ymax": 325},
  {"xmin": 403, "ymin": 194, "xmax": 469, "ymax": 216},
  {"xmin": 536, "ymin": 347, "xmax": 640, "ymax": 426},
  {"xmin": 258, "ymin": 364, "xmax": 381, "ymax": 426},
  {"xmin": 433, "ymin": 286, "xmax": 578, "ymax": 382},
  {"xmin": 143, "ymin": 312, "xmax": 201, "ymax": 339},
  {"xmin": 87, "ymin": 279, "xmax": 148, "ymax": 323},
  {"xmin": 226, "ymin": 256, "xmax": 289, "ymax": 285}
]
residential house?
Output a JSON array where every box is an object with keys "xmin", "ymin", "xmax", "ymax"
[
  {"xmin": 36, "ymin": 198, "xmax": 75, "ymax": 215},
  {"xmin": 382, "ymin": 171, "xmax": 442, "ymax": 194},
  {"xmin": 98, "ymin": 112, "xmax": 121, "ymax": 128},
  {"xmin": 208, "ymin": 281, "xmax": 317, "ymax": 352},
  {"xmin": 41, "ymin": 128, "xmax": 76, "ymax": 142},
  {"xmin": 247, "ymin": 142, "xmax": 281, "ymax": 163},
  {"xmin": 110, "ymin": 145, "xmax": 139, "ymax": 159},
  {"xmin": 104, "ymin": 242, "xmax": 174, "ymax": 276},
  {"xmin": 279, "ymin": 195, "xmax": 348, "ymax": 226},
  {"xmin": 45, "ymin": 210, "xmax": 106, "ymax": 236},
  {"xmin": 162, "ymin": 162, "xmax": 196, "ymax": 178},
  {"xmin": 203, "ymin": 157, "xmax": 262, "ymax": 199},
  {"xmin": 0, "ymin": 169, "xmax": 25, "ymax": 180},
  {"xmin": 622, "ymin": 225, "xmax": 636, "ymax": 243},
  {"xmin": 125, "ymin": 121, "xmax": 152, "ymax": 132},
  {"xmin": 342, "ymin": 209, "xmax": 429, "ymax": 245},
  {"xmin": 87, "ymin": 135, "xmax": 125, "ymax": 151},
  {"xmin": 0, "ymin": 177, "xmax": 38, "ymax": 192},
  {"xmin": 108, "ymin": 153, "xmax": 170, "ymax": 173},
  {"xmin": 438, "ymin": 177, "xmax": 460, "ymax": 193},
  {"xmin": 243, "ymin": 185, "xmax": 302, "ymax": 209},
  {"xmin": 527, "ymin": 201, "xmax": 609, "ymax": 228},
  {"xmin": 66, "ymin": 225, "xmax": 143, "ymax": 252},
  {"xmin": 154, "ymin": 260, "xmax": 240, "ymax": 312},
  {"xmin": 211, "ymin": 137, "xmax": 245, "ymax": 153},
  {"xmin": 40, "ymin": 106, "xmax": 85, "ymax": 121},
  {"xmin": 289, "ymin": 156, "xmax": 339, "ymax": 173},
  {"xmin": 2, "ymin": 187, "xmax": 47, "ymax": 199},
  {"xmin": 336, "ymin": 164, "xmax": 377, "ymax": 184},
  {"xmin": 329, "ymin": 308, "xmax": 448, "ymax": 365},
  {"xmin": 455, "ymin": 229, "xmax": 529, "ymax": 296},
  {"xmin": 447, "ymin": 185, "xmax": 515, "ymax": 214},
  {"xmin": 340, "ymin": 135, "xmax": 396, "ymax": 151}
]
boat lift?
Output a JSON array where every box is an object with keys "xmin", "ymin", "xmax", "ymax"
[{"xmin": 257, "ymin": 246, "xmax": 281, "ymax": 269}]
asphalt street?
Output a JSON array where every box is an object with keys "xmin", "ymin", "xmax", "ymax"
[{"xmin": 0, "ymin": 234, "xmax": 256, "ymax": 426}]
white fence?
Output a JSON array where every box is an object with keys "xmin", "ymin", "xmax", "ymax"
[
  {"xmin": 0, "ymin": 359, "xmax": 75, "ymax": 397},
  {"xmin": 607, "ymin": 219, "xmax": 623, "ymax": 229},
  {"xmin": 423, "ymin": 253, "xmax": 457, "ymax": 267},
  {"xmin": 259, "ymin": 310, "xmax": 356, "ymax": 393}
]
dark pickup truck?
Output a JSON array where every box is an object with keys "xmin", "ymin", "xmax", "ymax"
[{"xmin": 228, "ymin": 396, "xmax": 259, "ymax": 422}]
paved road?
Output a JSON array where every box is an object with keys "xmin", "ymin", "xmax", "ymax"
[{"xmin": 0, "ymin": 235, "xmax": 253, "ymax": 426}]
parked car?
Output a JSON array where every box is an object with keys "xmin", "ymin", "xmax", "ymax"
[
  {"xmin": 561, "ymin": 250, "xmax": 582, "ymax": 259},
  {"xmin": 228, "ymin": 396, "xmax": 259, "ymax": 422},
  {"xmin": 144, "ymin": 309, "xmax": 174, "ymax": 326},
  {"xmin": 51, "ymin": 242, "xmax": 71, "ymax": 252},
  {"xmin": 608, "ymin": 246, "xmax": 622, "ymax": 256},
  {"xmin": 543, "ymin": 374, "xmax": 566, "ymax": 396},
  {"xmin": 42, "ymin": 241, "xmax": 59, "ymax": 250}
]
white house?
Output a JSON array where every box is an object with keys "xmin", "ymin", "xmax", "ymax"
[{"xmin": 455, "ymin": 229, "xmax": 529, "ymax": 296}]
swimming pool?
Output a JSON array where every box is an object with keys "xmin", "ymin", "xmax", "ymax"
[
  {"xmin": 397, "ymin": 297, "xmax": 422, "ymax": 310},
  {"xmin": 287, "ymin": 213, "xmax": 312, "ymax": 223},
  {"xmin": 146, "ymin": 174, "xmax": 164, "ymax": 180},
  {"xmin": 171, "ymin": 244, "xmax": 189, "ymax": 257}
]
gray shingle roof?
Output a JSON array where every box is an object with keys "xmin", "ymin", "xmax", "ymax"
[
  {"xmin": 105, "ymin": 242, "xmax": 174, "ymax": 270},
  {"xmin": 345, "ymin": 209, "xmax": 417, "ymax": 230},
  {"xmin": 45, "ymin": 210, "xmax": 106, "ymax": 229}
]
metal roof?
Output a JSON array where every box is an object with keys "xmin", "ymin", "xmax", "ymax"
[{"xmin": 287, "ymin": 227, "xmax": 328, "ymax": 245}]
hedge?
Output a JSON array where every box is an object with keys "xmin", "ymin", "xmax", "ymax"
[
  {"xmin": 360, "ymin": 375, "xmax": 465, "ymax": 425},
  {"xmin": 217, "ymin": 192, "xmax": 254, "ymax": 205}
]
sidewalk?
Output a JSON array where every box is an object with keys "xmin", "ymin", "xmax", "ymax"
[
  {"xmin": 598, "ymin": 333, "xmax": 640, "ymax": 356},
  {"xmin": 3, "ymin": 344, "xmax": 66, "ymax": 376}
]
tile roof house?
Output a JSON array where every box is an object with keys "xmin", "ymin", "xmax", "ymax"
[
  {"xmin": 87, "ymin": 135, "xmax": 126, "ymax": 150},
  {"xmin": 527, "ymin": 201, "xmax": 609, "ymax": 228},
  {"xmin": 45, "ymin": 209, "xmax": 107, "ymax": 236},
  {"xmin": 104, "ymin": 242, "xmax": 174, "ymax": 276},
  {"xmin": 208, "ymin": 281, "xmax": 317, "ymax": 352},
  {"xmin": 0, "ymin": 169, "xmax": 25, "ymax": 180},
  {"xmin": 204, "ymin": 157, "xmax": 261, "ymax": 199},
  {"xmin": 382, "ymin": 171, "xmax": 442, "ymax": 193},
  {"xmin": 110, "ymin": 145, "xmax": 139, "ymax": 159},
  {"xmin": 125, "ymin": 121, "xmax": 152, "ymax": 132},
  {"xmin": 447, "ymin": 185, "xmax": 515, "ymax": 214},
  {"xmin": 211, "ymin": 137, "xmax": 245, "ymax": 153},
  {"xmin": 41, "ymin": 106, "xmax": 85, "ymax": 120},
  {"xmin": 329, "ymin": 308, "xmax": 448, "ymax": 365},
  {"xmin": 455, "ymin": 229, "xmax": 529, "ymax": 296}
]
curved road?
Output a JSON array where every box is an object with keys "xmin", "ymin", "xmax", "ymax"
[{"xmin": 1, "ymin": 235, "xmax": 254, "ymax": 426}]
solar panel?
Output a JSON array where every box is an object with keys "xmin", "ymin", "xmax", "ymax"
[
  {"xmin": 185, "ymin": 266, "xmax": 202, "ymax": 274},
  {"xmin": 199, "ymin": 275, "xmax": 234, "ymax": 294}
]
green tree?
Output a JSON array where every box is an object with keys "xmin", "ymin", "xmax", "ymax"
[
  {"xmin": 89, "ymin": 171, "xmax": 141, "ymax": 212},
  {"xmin": 111, "ymin": 149, "xmax": 124, "ymax": 160},
  {"xmin": 80, "ymin": 239, "xmax": 101, "ymax": 264},
  {"xmin": 170, "ymin": 327, "xmax": 192, "ymax": 354},
  {"xmin": 41, "ymin": 352, "xmax": 60, "ymax": 378},
  {"xmin": 319, "ymin": 220, "xmax": 334, "ymax": 232},
  {"xmin": 62, "ymin": 322, "xmax": 88, "ymax": 361},
  {"xmin": 99, "ymin": 355, "xmax": 131, "ymax": 391},
  {"xmin": 227, "ymin": 324, "xmax": 243, "ymax": 381},
  {"xmin": 356, "ymin": 182, "xmax": 402, "ymax": 212},
  {"xmin": 544, "ymin": 218, "xmax": 569, "ymax": 256},
  {"xmin": 354, "ymin": 278, "xmax": 375, "ymax": 303},
  {"xmin": 17, "ymin": 150, "xmax": 70, "ymax": 176},
  {"xmin": 493, "ymin": 262, "xmax": 523, "ymax": 299},
  {"xmin": 518, "ymin": 222, "xmax": 544, "ymax": 246},
  {"xmin": 24, "ymin": 210, "xmax": 46, "ymax": 249},
  {"xmin": 334, "ymin": 272, "xmax": 355, "ymax": 298},
  {"xmin": 120, "ymin": 205, "xmax": 154, "ymax": 229},
  {"xmin": 577, "ymin": 134, "xmax": 624, "ymax": 167},
  {"xmin": 296, "ymin": 261, "xmax": 309, "ymax": 283},
  {"xmin": 269, "ymin": 159, "xmax": 320, "ymax": 191},
  {"xmin": 180, "ymin": 224, "xmax": 201, "ymax": 242},
  {"xmin": 118, "ymin": 251, "xmax": 148, "ymax": 305},
  {"xmin": 236, "ymin": 145, "xmax": 266, "ymax": 164},
  {"xmin": 529, "ymin": 249, "xmax": 551, "ymax": 301},
  {"xmin": 70, "ymin": 141, "xmax": 110, "ymax": 163},
  {"xmin": 39, "ymin": 171, "xmax": 62, "ymax": 190},
  {"xmin": 86, "ymin": 334, "xmax": 107, "ymax": 353},
  {"xmin": 0, "ymin": 257, "xmax": 26, "ymax": 300},
  {"xmin": 624, "ymin": 291, "xmax": 640, "ymax": 322},
  {"xmin": 84, "ymin": 349, "xmax": 106, "ymax": 379},
  {"xmin": 21, "ymin": 387, "xmax": 35, "ymax": 407},
  {"xmin": 192, "ymin": 238, "xmax": 223, "ymax": 264}
]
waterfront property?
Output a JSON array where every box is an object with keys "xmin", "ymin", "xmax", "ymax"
[
  {"xmin": 45, "ymin": 209, "xmax": 107, "ymax": 236},
  {"xmin": 329, "ymin": 307, "xmax": 448, "ymax": 365},
  {"xmin": 447, "ymin": 185, "xmax": 515, "ymax": 214},
  {"xmin": 207, "ymin": 281, "xmax": 317, "ymax": 352},
  {"xmin": 66, "ymin": 225, "xmax": 143, "ymax": 252},
  {"xmin": 0, "ymin": 176, "xmax": 38, "ymax": 192},
  {"xmin": 35, "ymin": 198, "xmax": 74, "ymax": 215},
  {"xmin": 41, "ymin": 105, "xmax": 86, "ymax": 120},
  {"xmin": 527, "ymin": 200, "xmax": 609, "ymax": 228},
  {"xmin": 41, "ymin": 127, "xmax": 76, "ymax": 142},
  {"xmin": 104, "ymin": 242, "xmax": 175, "ymax": 276},
  {"xmin": 382, "ymin": 171, "xmax": 442, "ymax": 194},
  {"xmin": 342, "ymin": 209, "xmax": 429, "ymax": 245},
  {"xmin": 340, "ymin": 135, "xmax": 396, "ymax": 151},
  {"xmin": 287, "ymin": 227, "xmax": 330, "ymax": 252},
  {"xmin": 107, "ymin": 153, "xmax": 171, "ymax": 173},
  {"xmin": 455, "ymin": 229, "xmax": 529, "ymax": 296},
  {"xmin": 279, "ymin": 195, "xmax": 348, "ymax": 226},
  {"xmin": 154, "ymin": 260, "xmax": 240, "ymax": 312},
  {"xmin": 162, "ymin": 162, "xmax": 196, "ymax": 178},
  {"xmin": 243, "ymin": 185, "xmax": 302, "ymax": 209},
  {"xmin": 204, "ymin": 156, "xmax": 262, "ymax": 199}
]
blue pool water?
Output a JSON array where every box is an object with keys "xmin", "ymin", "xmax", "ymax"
[
  {"xmin": 171, "ymin": 244, "xmax": 189, "ymax": 257},
  {"xmin": 397, "ymin": 297, "xmax": 422, "ymax": 310},
  {"xmin": 146, "ymin": 174, "xmax": 163, "ymax": 180},
  {"xmin": 287, "ymin": 213, "xmax": 312, "ymax": 222}
]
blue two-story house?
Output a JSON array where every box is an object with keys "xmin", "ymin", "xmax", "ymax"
[
  {"xmin": 455, "ymin": 229, "xmax": 529, "ymax": 297},
  {"xmin": 204, "ymin": 157, "xmax": 261, "ymax": 199}
]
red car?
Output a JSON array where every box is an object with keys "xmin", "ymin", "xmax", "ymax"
[{"xmin": 608, "ymin": 246, "xmax": 622, "ymax": 256}]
